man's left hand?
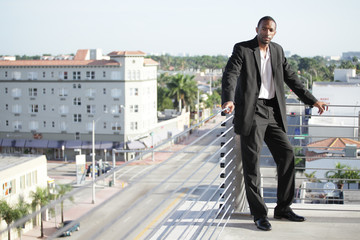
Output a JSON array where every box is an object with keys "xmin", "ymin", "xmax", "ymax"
[{"xmin": 313, "ymin": 101, "xmax": 328, "ymax": 115}]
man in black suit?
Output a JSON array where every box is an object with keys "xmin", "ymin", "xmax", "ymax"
[{"xmin": 221, "ymin": 16, "xmax": 328, "ymax": 231}]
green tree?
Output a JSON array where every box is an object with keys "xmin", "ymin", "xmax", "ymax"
[
  {"xmin": 167, "ymin": 74, "xmax": 198, "ymax": 112},
  {"xmin": 14, "ymin": 196, "xmax": 31, "ymax": 240},
  {"xmin": 0, "ymin": 200, "xmax": 15, "ymax": 240},
  {"xmin": 304, "ymin": 171, "xmax": 319, "ymax": 183},
  {"xmin": 31, "ymin": 187, "xmax": 51, "ymax": 238},
  {"xmin": 55, "ymin": 184, "xmax": 74, "ymax": 224},
  {"xmin": 203, "ymin": 91, "xmax": 221, "ymax": 109}
]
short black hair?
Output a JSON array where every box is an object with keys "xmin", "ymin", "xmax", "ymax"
[{"xmin": 257, "ymin": 16, "xmax": 277, "ymax": 28}]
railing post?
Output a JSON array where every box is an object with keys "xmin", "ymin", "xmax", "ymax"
[
  {"xmin": 234, "ymin": 134, "xmax": 248, "ymax": 213},
  {"xmin": 219, "ymin": 114, "xmax": 248, "ymax": 215}
]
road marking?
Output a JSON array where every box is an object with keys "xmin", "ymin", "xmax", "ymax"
[{"xmin": 134, "ymin": 188, "xmax": 188, "ymax": 240}]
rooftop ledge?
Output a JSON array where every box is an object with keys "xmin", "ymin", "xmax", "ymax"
[{"xmin": 221, "ymin": 203, "xmax": 360, "ymax": 240}]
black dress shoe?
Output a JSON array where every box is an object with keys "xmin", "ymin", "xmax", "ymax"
[
  {"xmin": 274, "ymin": 210, "xmax": 305, "ymax": 222},
  {"xmin": 254, "ymin": 217, "xmax": 272, "ymax": 231}
]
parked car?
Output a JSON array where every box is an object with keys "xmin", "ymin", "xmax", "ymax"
[
  {"xmin": 86, "ymin": 162, "xmax": 112, "ymax": 176},
  {"xmin": 60, "ymin": 220, "xmax": 80, "ymax": 237}
]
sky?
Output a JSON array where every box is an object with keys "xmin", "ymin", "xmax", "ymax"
[{"xmin": 1, "ymin": 0, "xmax": 359, "ymax": 57}]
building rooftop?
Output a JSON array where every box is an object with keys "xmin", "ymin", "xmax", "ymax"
[{"xmin": 0, "ymin": 154, "xmax": 42, "ymax": 172}]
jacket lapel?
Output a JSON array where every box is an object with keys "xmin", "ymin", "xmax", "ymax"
[
  {"xmin": 269, "ymin": 43, "xmax": 277, "ymax": 78},
  {"xmin": 252, "ymin": 37, "xmax": 261, "ymax": 88}
]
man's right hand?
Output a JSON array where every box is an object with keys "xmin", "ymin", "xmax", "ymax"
[{"xmin": 222, "ymin": 101, "xmax": 235, "ymax": 114}]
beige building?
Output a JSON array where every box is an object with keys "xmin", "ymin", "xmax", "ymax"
[{"xmin": 0, "ymin": 154, "xmax": 48, "ymax": 240}]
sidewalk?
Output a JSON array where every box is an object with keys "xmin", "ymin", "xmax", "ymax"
[{"xmin": 20, "ymin": 185, "xmax": 123, "ymax": 239}]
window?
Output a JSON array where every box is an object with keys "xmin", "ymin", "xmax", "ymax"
[
  {"xmin": 13, "ymin": 121, "xmax": 22, "ymax": 130},
  {"xmin": 103, "ymin": 71, "xmax": 106, "ymax": 77},
  {"xmin": 130, "ymin": 88, "xmax": 139, "ymax": 96},
  {"xmin": 12, "ymin": 104, "xmax": 22, "ymax": 113},
  {"xmin": 73, "ymin": 97, "xmax": 81, "ymax": 106},
  {"xmin": 73, "ymin": 84, "xmax": 76, "ymax": 89},
  {"xmin": 86, "ymin": 71, "xmax": 95, "ymax": 80},
  {"xmin": 5, "ymin": 104, "xmax": 8, "ymax": 110},
  {"xmin": 43, "ymin": 72, "xmax": 46, "ymax": 78},
  {"xmin": 59, "ymin": 105, "xmax": 69, "ymax": 114},
  {"xmin": 29, "ymin": 88, "xmax": 38, "ymax": 96},
  {"xmin": 74, "ymin": 114, "xmax": 82, "ymax": 122},
  {"xmin": 73, "ymin": 71, "xmax": 81, "ymax": 80},
  {"xmin": 28, "ymin": 72, "xmax": 38, "ymax": 80},
  {"xmin": 43, "ymin": 105, "xmax": 46, "ymax": 111},
  {"xmin": 86, "ymin": 88, "xmax": 96, "ymax": 98},
  {"xmin": 111, "ymin": 88, "xmax": 121, "ymax": 98},
  {"xmin": 30, "ymin": 104, "xmax": 39, "ymax": 113},
  {"xmin": 6, "ymin": 120, "xmax": 9, "ymax": 126},
  {"xmin": 52, "ymin": 121, "xmax": 55, "ymax": 127},
  {"xmin": 26, "ymin": 173, "xmax": 32, "ymax": 187},
  {"xmin": 103, "ymin": 122, "xmax": 107, "ymax": 129},
  {"xmin": 75, "ymin": 132, "xmax": 80, "ymax": 140},
  {"xmin": 51, "ymin": 88, "xmax": 54, "ymax": 94},
  {"xmin": 32, "ymin": 171, "xmax": 38, "ymax": 185},
  {"xmin": 78, "ymin": 84, "xmax": 81, "ymax": 89},
  {"xmin": 43, "ymin": 88, "xmax": 46, "ymax": 94},
  {"xmin": 43, "ymin": 121, "xmax": 46, "ymax": 127},
  {"xmin": 111, "ymin": 122, "xmax": 121, "ymax": 130},
  {"xmin": 111, "ymin": 105, "xmax": 122, "ymax": 114},
  {"xmin": 5, "ymin": 71, "xmax": 8, "ymax": 77},
  {"xmin": 20, "ymin": 175, "xmax": 25, "ymax": 189},
  {"xmin": 59, "ymin": 88, "xmax": 68, "ymax": 97},
  {"xmin": 12, "ymin": 88, "xmax": 22, "ymax": 97},
  {"xmin": 60, "ymin": 121, "xmax": 66, "ymax": 131},
  {"xmin": 130, "ymin": 105, "xmax": 139, "ymax": 113},
  {"xmin": 130, "ymin": 122, "xmax": 138, "ymax": 130},
  {"xmin": 87, "ymin": 105, "xmax": 96, "ymax": 114},
  {"xmin": 103, "ymin": 88, "xmax": 106, "ymax": 94},
  {"xmin": 3, "ymin": 180, "xmax": 16, "ymax": 196},
  {"xmin": 64, "ymin": 71, "xmax": 68, "ymax": 80},
  {"xmin": 51, "ymin": 72, "xmax": 54, "ymax": 78},
  {"xmin": 5, "ymin": 88, "xmax": 8, "ymax": 94},
  {"xmin": 29, "ymin": 121, "xmax": 39, "ymax": 131},
  {"xmin": 103, "ymin": 105, "xmax": 108, "ymax": 112}
]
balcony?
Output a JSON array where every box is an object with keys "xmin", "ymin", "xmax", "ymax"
[{"xmin": 3, "ymin": 103, "xmax": 360, "ymax": 240}]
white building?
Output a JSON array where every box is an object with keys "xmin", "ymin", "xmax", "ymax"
[
  {"xmin": 309, "ymin": 82, "xmax": 360, "ymax": 141},
  {"xmin": 0, "ymin": 155, "xmax": 48, "ymax": 240},
  {"xmin": 0, "ymin": 49, "xmax": 158, "ymax": 160}
]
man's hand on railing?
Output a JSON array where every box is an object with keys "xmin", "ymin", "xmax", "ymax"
[
  {"xmin": 222, "ymin": 101, "xmax": 235, "ymax": 114},
  {"xmin": 313, "ymin": 101, "xmax": 329, "ymax": 115}
]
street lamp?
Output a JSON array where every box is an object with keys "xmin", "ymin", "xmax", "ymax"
[
  {"xmin": 92, "ymin": 119, "xmax": 96, "ymax": 204},
  {"xmin": 61, "ymin": 145, "xmax": 65, "ymax": 162}
]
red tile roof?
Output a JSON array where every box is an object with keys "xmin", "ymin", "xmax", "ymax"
[
  {"xmin": 306, "ymin": 137, "xmax": 360, "ymax": 161},
  {"xmin": 107, "ymin": 51, "xmax": 146, "ymax": 56},
  {"xmin": 0, "ymin": 60, "xmax": 120, "ymax": 67},
  {"xmin": 144, "ymin": 58, "xmax": 159, "ymax": 65},
  {"xmin": 74, "ymin": 49, "xmax": 89, "ymax": 60}
]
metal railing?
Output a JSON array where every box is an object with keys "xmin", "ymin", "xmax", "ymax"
[{"xmin": 1, "ymin": 103, "xmax": 360, "ymax": 240}]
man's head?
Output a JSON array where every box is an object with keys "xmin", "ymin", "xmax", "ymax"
[{"xmin": 256, "ymin": 16, "xmax": 277, "ymax": 46}]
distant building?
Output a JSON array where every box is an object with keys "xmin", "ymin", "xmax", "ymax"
[
  {"xmin": 309, "ymin": 82, "xmax": 360, "ymax": 141},
  {"xmin": 0, "ymin": 155, "xmax": 48, "ymax": 240},
  {"xmin": 334, "ymin": 69, "xmax": 357, "ymax": 82},
  {"xmin": 0, "ymin": 49, "xmax": 158, "ymax": 160},
  {"xmin": 342, "ymin": 51, "xmax": 360, "ymax": 60}
]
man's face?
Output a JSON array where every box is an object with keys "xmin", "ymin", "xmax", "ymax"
[{"xmin": 256, "ymin": 20, "xmax": 277, "ymax": 45}]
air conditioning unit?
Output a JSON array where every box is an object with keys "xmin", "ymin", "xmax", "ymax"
[{"xmin": 345, "ymin": 144, "xmax": 357, "ymax": 157}]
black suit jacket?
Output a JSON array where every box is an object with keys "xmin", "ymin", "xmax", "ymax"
[{"xmin": 222, "ymin": 36, "xmax": 318, "ymax": 136}]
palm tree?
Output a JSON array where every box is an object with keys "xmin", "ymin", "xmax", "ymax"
[
  {"xmin": 55, "ymin": 184, "xmax": 74, "ymax": 223},
  {"xmin": 14, "ymin": 196, "xmax": 30, "ymax": 240},
  {"xmin": 0, "ymin": 199, "xmax": 15, "ymax": 240},
  {"xmin": 167, "ymin": 74, "xmax": 198, "ymax": 112},
  {"xmin": 30, "ymin": 187, "xmax": 51, "ymax": 238},
  {"xmin": 325, "ymin": 163, "xmax": 348, "ymax": 185}
]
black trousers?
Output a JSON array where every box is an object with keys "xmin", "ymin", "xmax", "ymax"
[{"xmin": 240, "ymin": 98, "xmax": 295, "ymax": 220}]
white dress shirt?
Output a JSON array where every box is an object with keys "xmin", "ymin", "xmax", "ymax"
[{"xmin": 258, "ymin": 47, "xmax": 275, "ymax": 99}]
